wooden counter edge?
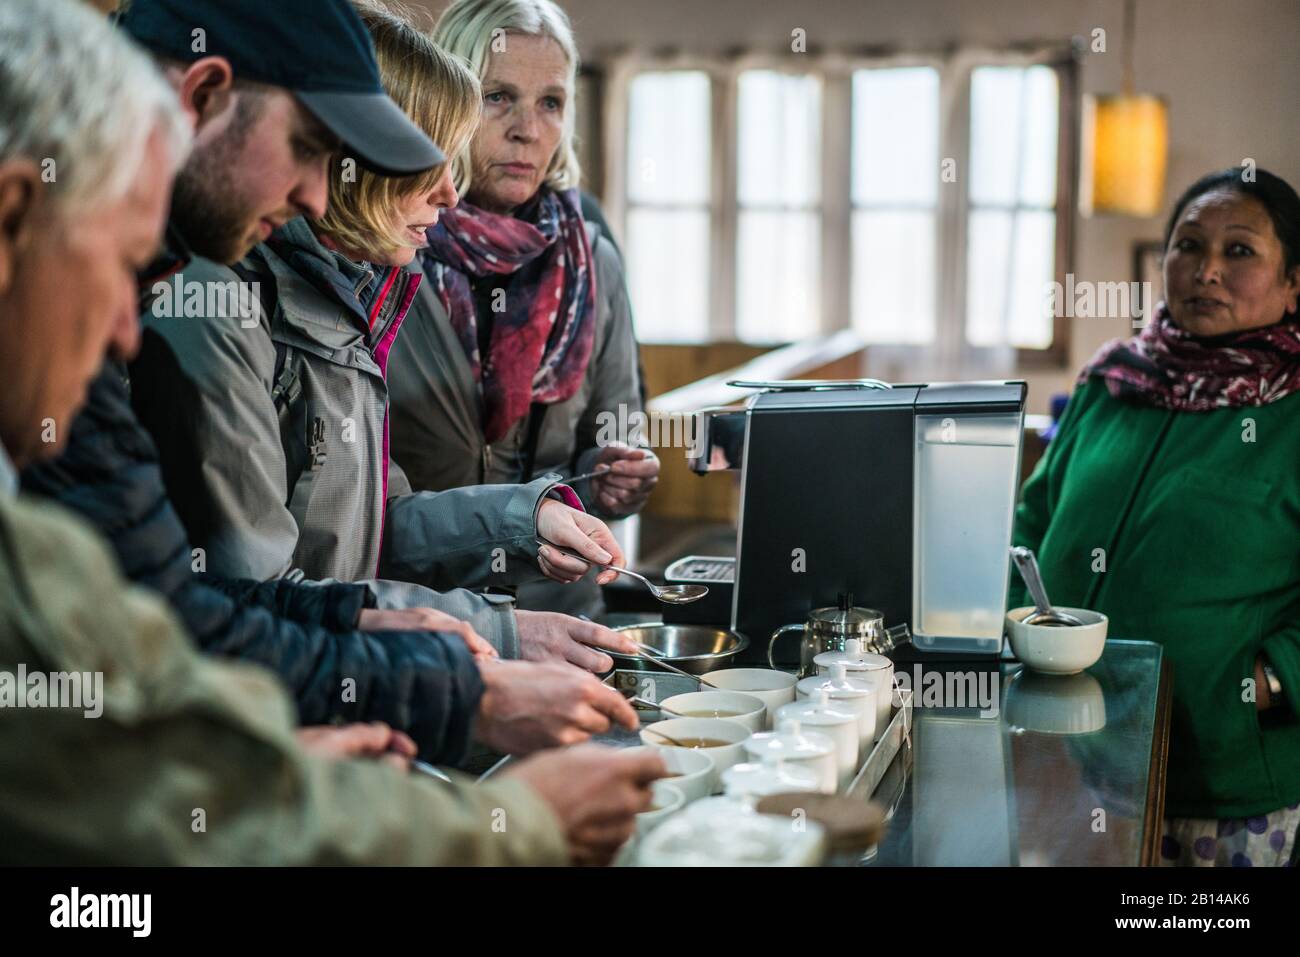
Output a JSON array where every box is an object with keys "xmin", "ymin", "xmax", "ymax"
[{"xmin": 1141, "ymin": 656, "xmax": 1174, "ymax": 866}]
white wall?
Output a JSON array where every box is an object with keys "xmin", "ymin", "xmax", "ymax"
[{"xmin": 417, "ymin": 0, "xmax": 1300, "ymax": 412}]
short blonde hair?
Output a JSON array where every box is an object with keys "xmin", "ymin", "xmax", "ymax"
[
  {"xmin": 317, "ymin": 1, "xmax": 481, "ymax": 259},
  {"xmin": 434, "ymin": 0, "xmax": 582, "ymax": 195}
]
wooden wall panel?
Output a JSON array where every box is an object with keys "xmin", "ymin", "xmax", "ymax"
[
  {"xmin": 640, "ymin": 342, "xmax": 768, "ymax": 521},
  {"xmin": 642, "ymin": 344, "xmax": 866, "ymax": 522}
]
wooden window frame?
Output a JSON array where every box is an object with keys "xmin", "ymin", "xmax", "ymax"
[{"xmin": 600, "ymin": 45, "xmax": 1079, "ymax": 368}]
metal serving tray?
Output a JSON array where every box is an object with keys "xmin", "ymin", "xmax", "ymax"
[{"xmin": 603, "ymin": 669, "xmax": 913, "ymax": 801}]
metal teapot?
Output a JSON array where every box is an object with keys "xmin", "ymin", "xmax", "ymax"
[{"xmin": 768, "ymin": 594, "xmax": 910, "ymax": 677}]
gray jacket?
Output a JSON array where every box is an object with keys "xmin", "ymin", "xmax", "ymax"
[
  {"xmin": 388, "ymin": 228, "xmax": 643, "ymax": 614},
  {"xmin": 136, "ymin": 219, "xmax": 569, "ymax": 656}
]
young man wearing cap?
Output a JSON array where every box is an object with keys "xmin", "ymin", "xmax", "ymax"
[
  {"xmin": 1, "ymin": 0, "xmax": 662, "ymax": 867},
  {"xmin": 23, "ymin": 0, "xmax": 641, "ymax": 763},
  {"xmin": 126, "ymin": 0, "xmax": 448, "ymax": 269},
  {"xmin": 122, "ymin": 0, "xmax": 639, "ymax": 669}
]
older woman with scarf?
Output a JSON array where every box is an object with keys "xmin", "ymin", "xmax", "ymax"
[
  {"xmin": 387, "ymin": 0, "xmax": 656, "ymax": 618},
  {"xmin": 1011, "ymin": 167, "xmax": 1300, "ymax": 867}
]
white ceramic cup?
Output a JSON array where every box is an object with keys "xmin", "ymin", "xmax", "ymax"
[
  {"xmin": 813, "ymin": 639, "xmax": 894, "ymax": 732},
  {"xmin": 1005, "ymin": 606, "xmax": 1108, "ymax": 675},
  {"xmin": 721, "ymin": 755, "xmax": 821, "ymax": 797},
  {"xmin": 702, "ymin": 668, "xmax": 799, "ymax": 729},
  {"xmin": 775, "ymin": 691, "xmax": 859, "ymax": 789},
  {"xmin": 636, "ymin": 780, "xmax": 685, "ymax": 836},
  {"xmin": 622, "ymin": 744, "xmax": 714, "ymax": 804},
  {"xmin": 640, "ymin": 717, "xmax": 751, "ymax": 793},
  {"xmin": 634, "ymin": 806, "xmax": 827, "ymax": 867},
  {"xmin": 659, "ymin": 690, "xmax": 766, "ymax": 732},
  {"xmin": 744, "ymin": 721, "xmax": 838, "ymax": 794},
  {"xmin": 796, "ymin": 663, "xmax": 877, "ymax": 751}
]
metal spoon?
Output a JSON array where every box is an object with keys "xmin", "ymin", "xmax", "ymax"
[
  {"xmin": 628, "ymin": 695, "xmax": 686, "ymax": 717},
  {"xmin": 536, "ymin": 537, "xmax": 709, "ymax": 605},
  {"xmin": 562, "ymin": 465, "xmax": 612, "ymax": 485},
  {"xmin": 624, "ymin": 638, "xmax": 720, "ymax": 689},
  {"xmin": 412, "ymin": 756, "xmax": 513, "ymax": 785},
  {"xmin": 1010, "ymin": 546, "xmax": 1085, "ymax": 627},
  {"xmin": 476, "ymin": 753, "xmax": 513, "ymax": 783},
  {"xmin": 641, "ymin": 726, "xmax": 698, "ymax": 748},
  {"xmin": 411, "ymin": 760, "xmax": 452, "ymax": 783}
]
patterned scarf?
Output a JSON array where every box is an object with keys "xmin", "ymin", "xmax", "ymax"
[
  {"xmin": 1082, "ymin": 302, "xmax": 1300, "ymax": 411},
  {"xmin": 422, "ymin": 187, "xmax": 596, "ymax": 443}
]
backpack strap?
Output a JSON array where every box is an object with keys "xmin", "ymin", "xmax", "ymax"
[
  {"xmin": 229, "ymin": 260, "xmax": 302, "ymax": 425},
  {"xmin": 269, "ymin": 339, "xmax": 302, "ymax": 429},
  {"xmin": 229, "ymin": 259, "xmax": 312, "ymax": 502}
]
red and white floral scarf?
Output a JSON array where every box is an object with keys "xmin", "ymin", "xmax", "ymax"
[
  {"xmin": 422, "ymin": 187, "xmax": 596, "ymax": 443},
  {"xmin": 1083, "ymin": 302, "xmax": 1300, "ymax": 411}
]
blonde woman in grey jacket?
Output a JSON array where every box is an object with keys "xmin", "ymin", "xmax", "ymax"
[
  {"xmin": 387, "ymin": 0, "xmax": 658, "ymax": 619},
  {"xmin": 134, "ymin": 2, "xmax": 643, "ymax": 751}
]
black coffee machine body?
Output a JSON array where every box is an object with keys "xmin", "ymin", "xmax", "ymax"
[{"xmin": 672, "ymin": 381, "xmax": 1027, "ymax": 666}]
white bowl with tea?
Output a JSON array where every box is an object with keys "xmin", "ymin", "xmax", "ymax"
[
  {"xmin": 659, "ymin": 690, "xmax": 766, "ymax": 732},
  {"xmin": 622, "ymin": 744, "xmax": 714, "ymax": 804},
  {"xmin": 702, "ymin": 668, "xmax": 798, "ymax": 729},
  {"xmin": 636, "ymin": 781, "xmax": 685, "ymax": 837},
  {"xmin": 640, "ymin": 717, "xmax": 751, "ymax": 792}
]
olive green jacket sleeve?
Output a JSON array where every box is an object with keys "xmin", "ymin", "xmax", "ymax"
[{"xmin": 0, "ymin": 495, "xmax": 567, "ymax": 866}]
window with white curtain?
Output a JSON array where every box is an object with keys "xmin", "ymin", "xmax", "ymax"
[
  {"xmin": 850, "ymin": 67, "xmax": 939, "ymax": 345},
  {"xmin": 612, "ymin": 53, "xmax": 1070, "ymax": 357},
  {"xmin": 623, "ymin": 71, "xmax": 712, "ymax": 343},
  {"xmin": 735, "ymin": 70, "xmax": 822, "ymax": 343},
  {"xmin": 966, "ymin": 65, "xmax": 1060, "ymax": 349}
]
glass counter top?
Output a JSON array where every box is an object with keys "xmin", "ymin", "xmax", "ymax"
[
  {"xmin": 870, "ymin": 639, "xmax": 1169, "ymax": 866},
  {"xmin": 599, "ymin": 612, "xmax": 1170, "ymax": 866}
]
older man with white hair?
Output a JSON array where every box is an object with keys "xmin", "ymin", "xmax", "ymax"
[
  {"xmin": 0, "ymin": 14, "xmax": 188, "ymax": 461},
  {"xmin": 0, "ymin": 0, "xmax": 661, "ymax": 867}
]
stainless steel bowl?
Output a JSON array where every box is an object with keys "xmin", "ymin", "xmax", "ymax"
[{"xmin": 609, "ymin": 623, "xmax": 750, "ymax": 675}]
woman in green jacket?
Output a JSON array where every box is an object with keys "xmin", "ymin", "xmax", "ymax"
[{"xmin": 1011, "ymin": 167, "xmax": 1300, "ymax": 867}]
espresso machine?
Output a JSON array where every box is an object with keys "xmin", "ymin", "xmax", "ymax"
[{"xmin": 664, "ymin": 380, "xmax": 1027, "ymax": 667}]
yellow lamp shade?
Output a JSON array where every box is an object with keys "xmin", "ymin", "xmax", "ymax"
[{"xmin": 1081, "ymin": 93, "xmax": 1168, "ymax": 217}]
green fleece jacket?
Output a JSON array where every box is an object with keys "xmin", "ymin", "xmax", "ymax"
[{"xmin": 1011, "ymin": 376, "xmax": 1300, "ymax": 819}]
